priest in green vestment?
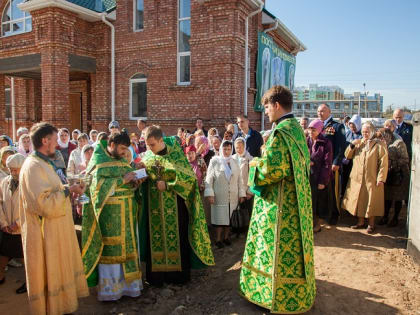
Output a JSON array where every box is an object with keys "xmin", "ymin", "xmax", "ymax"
[
  {"xmin": 139, "ymin": 125, "xmax": 214, "ymax": 287},
  {"xmin": 81, "ymin": 131, "xmax": 144, "ymax": 301},
  {"xmin": 239, "ymin": 86, "xmax": 316, "ymax": 314}
]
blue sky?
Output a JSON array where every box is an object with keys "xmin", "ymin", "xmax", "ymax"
[{"xmin": 265, "ymin": 0, "xmax": 420, "ymax": 110}]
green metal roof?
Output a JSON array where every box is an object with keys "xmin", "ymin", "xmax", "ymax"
[{"xmin": 66, "ymin": 0, "xmax": 116, "ymax": 13}]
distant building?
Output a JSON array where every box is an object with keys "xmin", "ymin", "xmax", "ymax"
[
  {"xmin": 293, "ymin": 85, "xmax": 383, "ymax": 118},
  {"xmin": 0, "ymin": 0, "xmax": 305, "ymax": 135},
  {"xmin": 294, "ymin": 84, "xmax": 344, "ymax": 101}
]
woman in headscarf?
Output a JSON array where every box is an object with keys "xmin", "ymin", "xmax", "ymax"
[
  {"xmin": 0, "ymin": 146, "xmax": 17, "ymax": 179},
  {"xmin": 204, "ymin": 141, "xmax": 246, "ymax": 248},
  {"xmin": 71, "ymin": 129, "xmax": 81, "ymax": 145},
  {"xmin": 0, "ymin": 153, "xmax": 27, "ymax": 294},
  {"xmin": 377, "ymin": 128, "xmax": 410, "ymax": 227},
  {"xmin": 232, "ymin": 137, "xmax": 253, "ymax": 230},
  {"xmin": 342, "ymin": 122, "xmax": 388, "ymax": 234},
  {"xmin": 0, "ymin": 135, "xmax": 13, "ymax": 149},
  {"xmin": 342, "ymin": 114, "xmax": 363, "ymax": 193},
  {"xmin": 67, "ymin": 133, "xmax": 89, "ymax": 177},
  {"xmin": 80, "ymin": 144, "xmax": 94, "ymax": 171},
  {"xmin": 185, "ymin": 145, "xmax": 205, "ymax": 191},
  {"xmin": 306, "ymin": 119, "xmax": 333, "ymax": 233},
  {"xmin": 17, "ymin": 134, "xmax": 33, "ymax": 157},
  {"xmin": 56, "ymin": 128, "xmax": 77, "ymax": 167},
  {"xmin": 195, "ymin": 135, "xmax": 213, "ymax": 166},
  {"xmin": 89, "ymin": 129, "xmax": 98, "ymax": 145}
]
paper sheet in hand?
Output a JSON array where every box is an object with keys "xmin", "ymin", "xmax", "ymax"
[{"xmin": 134, "ymin": 168, "xmax": 148, "ymax": 179}]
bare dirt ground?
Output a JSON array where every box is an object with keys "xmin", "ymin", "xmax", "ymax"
[{"xmin": 0, "ymin": 211, "xmax": 419, "ymax": 315}]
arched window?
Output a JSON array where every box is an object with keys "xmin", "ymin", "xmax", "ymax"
[
  {"xmin": 2, "ymin": 0, "xmax": 32, "ymax": 37},
  {"xmin": 129, "ymin": 74, "xmax": 147, "ymax": 119}
]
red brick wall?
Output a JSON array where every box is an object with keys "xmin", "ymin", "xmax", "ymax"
[{"xmin": 0, "ymin": 0, "xmax": 296, "ymax": 137}]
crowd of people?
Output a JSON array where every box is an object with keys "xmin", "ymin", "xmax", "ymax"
[
  {"xmin": 0, "ymin": 84, "xmax": 414, "ymax": 314},
  {"xmin": 301, "ymin": 107, "xmax": 412, "ymax": 234}
]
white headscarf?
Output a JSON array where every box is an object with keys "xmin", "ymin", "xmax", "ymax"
[
  {"xmin": 233, "ymin": 137, "xmax": 252, "ymax": 163},
  {"xmin": 17, "ymin": 134, "xmax": 33, "ymax": 157},
  {"xmin": 349, "ymin": 114, "xmax": 362, "ymax": 133},
  {"xmin": 57, "ymin": 128, "xmax": 69, "ymax": 149},
  {"xmin": 218, "ymin": 140, "xmax": 233, "ymax": 181},
  {"xmin": 6, "ymin": 153, "xmax": 26, "ymax": 168}
]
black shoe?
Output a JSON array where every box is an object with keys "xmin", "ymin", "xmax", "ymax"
[
  {"xmin": 328, "ymin": 216, "xmax": 339, "ymax": 225},
  {"xmin": 378, "ymin": 217, "xmax": 388, "ymax": 225},
  {"xmin": 0, "ymin": 277, "xmax": 5, "ymax": 285},
  {"xmin": 223, "ymin": 239, "xmax": 231, "ymax": 246},
  {"xmin": 16, "ymin": 282, "xmax": 27, "ymax": 294},
  {"xmin": 215, "ymin": 241, "xmax": 224, "ymax": 249}
]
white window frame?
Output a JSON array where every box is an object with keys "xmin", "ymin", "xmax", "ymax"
[
  {"xmin": 1, "ymin": 0, "xmax": 32, "ymax": 37},
  {"xmin": 129, "ymin": 77, "xmax": 147, "ymax": 120},
  {"xmin": 133, "ymin": 0, "xmax": 144, "ymax": 32},
  {"xmin": 177, "ymin": 0, "xmax": 191, "ymax": 85}
]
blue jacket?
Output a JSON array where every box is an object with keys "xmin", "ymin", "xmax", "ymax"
[
  {"xmin": 234, "ymin": 127, "xmax": 264, "ymax": 158},
  {"xmin": 396, "ymin": 121, "xmax": 413, "ymax": 160},
  {"xmin": 322, "ymin": 117, "xmax": 346, "ymax": 167}
]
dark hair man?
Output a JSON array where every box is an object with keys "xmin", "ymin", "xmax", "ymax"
[
  {"xmin": 234, "ymin": 115, "xmax": 264, "ymax": 157},
  {"xmin": 141, "ymin": 125, "xmax": 214, "ymax": 287},
  {"xmin": 239, "ymin": 86, "xmax": 315, "ymax": 314},
  {"xmin": 81, "ymin": 129, "xmax": 143, "ymax": 301},
  {"xmin": 20, "ymin": 122, "xmax": 89, "ymax": 314},
  {"xmin": 193, "ymin": 118, "xmax": 208, "ymax": 137}
]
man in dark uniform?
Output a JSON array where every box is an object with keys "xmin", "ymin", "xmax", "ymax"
[
  {"xmin": 393, "ymin": 108, "xmax": 413, "ymax": 162},
  {"xmin": 317, "ymin": 104, "xmax": 346, "ymax": 225},
  {"xmin": 393, "ymin": 108, "xmax": 413, "ymax": 212}
]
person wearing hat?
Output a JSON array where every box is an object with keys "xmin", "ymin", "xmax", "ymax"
[
  {"xmin": 0, "ymin": 146, "xmax": 17, "ymax": 179},
  {"xmin": 108, "ymin": 120, "xmax": 120, "ymax": 136},
  {"xmin": 0, "ymin": 153, "xmax": 27, "ymax": 294},
  {"xmin": 306, "ymin": 119, "xmax": 333, "ymax": 232}
]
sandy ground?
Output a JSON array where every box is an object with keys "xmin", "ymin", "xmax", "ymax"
[{"xmin": 0, "ymin": 212, "xmax": 419, "ymax": 315}]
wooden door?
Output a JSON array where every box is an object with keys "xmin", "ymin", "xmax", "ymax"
[{"xmin": 69, "ymin": 93, "xmax": 82, "ymax": 131}]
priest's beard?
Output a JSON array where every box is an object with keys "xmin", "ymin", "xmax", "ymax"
[{"xmin": 108, "ymin": 148, "xmax": 122, "ymax": 160}]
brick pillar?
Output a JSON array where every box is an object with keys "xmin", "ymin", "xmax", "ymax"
[{"xmin": 40, "ymin": 47, "xmax": 70, "ymax": 127}]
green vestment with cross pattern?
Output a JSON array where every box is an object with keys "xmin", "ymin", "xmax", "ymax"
[
  {"xmin": 139, "ymin": 137, "xmax": 214, "ymax": 272},
  {"xmin": 239, "ymin": 117, "xmax": 316, "ymax": 314},
  {"xmin": 81, "ymin": 140, "xmax": 141, "ymax": 286}
]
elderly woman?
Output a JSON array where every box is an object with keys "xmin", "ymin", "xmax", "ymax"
[
  {"xmin": 342, "ymin": 123, "xmax": 388, "ymax": 234},
  {"xmin": 306, "ymin": 119, "xmax": 333, "ymax": 232},
  {"xmin": 205, "ymin": 141, "xmax": 245, "ymax": 248},
  {"xmin": 0, "ymin": 153, "xmax": 26, "ymax": 293},
  {"xmin": 0, "ymin": 146, "xmax": 17, "ymax": 179},
  {"xmin": 67, "ymin": 133, "xmax": 89, "ymax": 176},
  {"xmin": 376, "ymin": 128, "xmax": 410, "ymax": 227},
  {"xmin": 195, "ymin": 135, "xmax": 214, "ymax": 166},
  {"xmin": 232, "ymin": 137, "xmax": 253, "ymax": 230},
  {"xmin": 383, "ymin": 119, "xmax": 402, "ymax": 140},
  {"xmin": 17, "ymin": 134, "xmax": 33, "ymax": 157}
]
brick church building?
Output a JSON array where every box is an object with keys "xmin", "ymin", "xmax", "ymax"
[{"xmin": 0, "ymin": 0, "xmax": 305, "ymax": 137}]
